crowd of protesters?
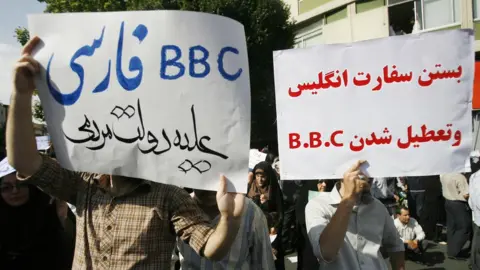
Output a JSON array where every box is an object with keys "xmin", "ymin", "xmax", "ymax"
[{"xmin": 1, "ymin": 35, "xmax": 479, "ymax": 270}]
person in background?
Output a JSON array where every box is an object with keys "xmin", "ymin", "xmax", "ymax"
[
  {"xmin": 394, "ymin": 207, "xmax": 427, "ymax": 263},
  {"xmin": 0, "ymin": 171, "xmax": 72, "ymax": 269},
  {"xmin": 405, "ymin": 177, "xmax": 425, "ymax": 220},
  {"xmin": 418, "ymin": 175, "xmax": 443, "ymax": 241},
  {"xmin": 371, "ymin": 177, "xmax": 399, "ymax": 216},
  {"xmin": 178, "ymin": 189, "xmax": 275, "ymax": 269},
  {"xmin": 306, "ymin": 161, "xmax": 405, "ymax": 270},
  {"xmin": 248, "ymin": 161, "xmax": 285, "ymax": 270},
  {"xmin": 440, "ymin": 173, "xmax": 472, "ymax": 259},
  {"xmin": 469, "ymin": 158, "xmax": 480, "ymax": 270},
  {"xmin": 8, "ymin": 36, "xmax": 246, "ymax": 269}
]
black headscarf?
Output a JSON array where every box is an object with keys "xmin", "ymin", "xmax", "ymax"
[{"xmin": 0, "ymin": 179, "xmax": 64, "ymax": 268}]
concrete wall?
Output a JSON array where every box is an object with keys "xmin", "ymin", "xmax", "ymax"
[{"xmin": 352, "ymin": 6, "xmax": 389, "ymax": 42}]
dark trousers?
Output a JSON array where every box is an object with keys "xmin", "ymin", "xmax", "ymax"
[
  {"xmin": 472, "ymin": 223, "xmax": 480, "ymax": 270},
  {"xmin": 408, "ymin": 191, "xmax": 425, "ymax": 220},
  {"xmin": 404, "ymin": 240, "xmax": 428, "ymax": 262},
  {"xmin": 445, "ymin": 199, "xmax": 472, "ymax": 257},
  {"xmin": 282, "ymin": 202, "xmax": 297, "ymax": 253},
  {"xmin": 420, "ymin": 195, "xmax": 444, "ymax": 240},
  {"xmin": 296, "ymin": 223, "xmax": 319, "ymax": 270}
]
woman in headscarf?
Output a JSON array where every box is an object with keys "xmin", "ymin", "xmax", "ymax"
[
  {"xmin": 248, "ymin": 161, "xmax": 285, "ymax": 270},
  {"xmin": 0, "ymin": 172, "xmax": 71, "ymax": 269}
]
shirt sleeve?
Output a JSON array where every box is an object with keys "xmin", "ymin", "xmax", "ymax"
[
  {"xmin": 17, "ymin": 155, "xmax": 88, "ymax": 205},
  {"xmin": 250, "ymin": 201, "xmax": 275, "ymax": 269},
  {"xmin": 382, "ymin": 209, "xmax": 405, "ymax": 253},
  {"xmin": 456, "ymin": 175, "xmax": 469, "ymax": 196},
  {"xmin": 169, "ymin": 187, "xmax": 215, "ymax": 256},
  {"xmin": 393, "ymin": 219, "xmax": 405, "ymax": 242},
  {"xmin": 412, "ymin": 219, "xmax": 425, "ymax": 241},
  {"xmin": 305, "ymin": 199, "xmax": 333, "ymax": 263}
]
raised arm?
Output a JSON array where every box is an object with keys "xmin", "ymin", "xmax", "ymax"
[
  {"xmin": 171, "ymin": 176, "xmax": 244, "ymax": 261},
  {"xmin": 7, "ymin": 36, "xmax": 43, "ymax": 176},
  {"xmin": 7, "ymin": 36, "xmax": 86, "ymax": 204},
  {"xmin": 306, "ymin": 160, "xmax": 365, "ymax": 262}
]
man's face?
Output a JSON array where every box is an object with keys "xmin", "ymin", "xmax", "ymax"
[
  {"xmin": 255, "ymin": 169, "xmax": 268, "ymax": 188},
  {"xmin": 398, "ymin": 209, "xmax": 410, "ymax": 224}
]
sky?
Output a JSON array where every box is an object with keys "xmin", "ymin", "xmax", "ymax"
[{"xmin": 0, "ymin": 0, "xmax": 45, "ymax": 104}]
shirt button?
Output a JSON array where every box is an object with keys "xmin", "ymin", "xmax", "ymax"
[
  {"xmin": 106, "ymin": 225, "xmax": 112, "ymax": 231},
  {"xmin": 103, "ymin": 256, "xmax": 108, "ymax": 261}
]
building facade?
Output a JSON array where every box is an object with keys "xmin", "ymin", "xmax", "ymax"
[{"xmin": 285, "ymin": 0, "xmax": 479, "ymax": 51}]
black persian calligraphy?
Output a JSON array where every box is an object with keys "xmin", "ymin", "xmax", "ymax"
[{"xmin": 63, "ymin": 99, "xmax": 228, "ymax": 160}]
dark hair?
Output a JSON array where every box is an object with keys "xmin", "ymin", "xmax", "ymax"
[{"xmin": 396, "ymin": 206, "xmax": 409, "ymax": 215}]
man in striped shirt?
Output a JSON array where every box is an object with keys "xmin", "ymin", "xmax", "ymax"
[{"xmin": 178, "ymin": 189, "xmax": 275, "ymax": 269}]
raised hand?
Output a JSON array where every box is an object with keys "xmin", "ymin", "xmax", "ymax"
[
  {"xmin": 13, "ymin": 36, "xmax": 41, "ymax": 96},
  {"xmin": 216, "ymin": 175, "xmax": 245, "ymax": 219},
  {"xmin": 342, "ymin": 160, "xmax": 367, "ymax": 202}
]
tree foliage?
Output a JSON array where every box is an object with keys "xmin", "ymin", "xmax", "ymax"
[{"xmin": 37, "ymin": 0, "xmax": 295, "ymax": 143}]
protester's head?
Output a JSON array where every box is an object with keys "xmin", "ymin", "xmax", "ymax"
[
  {"xmin": 0, "ymin": 172, "xmax": 29, "ymax": 207},
  {"xmin": 396, "ymin": 207, "xmax": 410, "ymax": 224},
  {"xmin": 253, "ymin": 161, "xmax": 277, "ymax": 188},
  {"xmin": 193, "ymin": 189, "xmax": 217, "ymax": 207},
  {"xmin": 317, "ymin": 180, "xmax": 327, "ymax": 192}
]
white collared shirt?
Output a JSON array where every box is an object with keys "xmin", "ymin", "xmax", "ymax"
[
  {"xmin": 305, "ymin": 185, "xmax": 404, "ymax": 270},
  {"xmin": 394, "ymin": 217, "xmax": 425, "ymax": 242}
]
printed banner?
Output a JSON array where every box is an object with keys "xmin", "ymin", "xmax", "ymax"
[
  {"xmin": 273, "ymin": 29, "xmax": 474, "ymax": 180},
  {"xmin": 29, "ymin": 11, "xmax": 251, "ymax": 192}
]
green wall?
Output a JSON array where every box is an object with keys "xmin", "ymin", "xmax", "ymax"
[
  {"xmin": 356, "ymin": 0, "xmax": 384, "ymax": 13},
  {"xmin": 299, "ymin": 0, "xmax": 334, "ymax": 14}
]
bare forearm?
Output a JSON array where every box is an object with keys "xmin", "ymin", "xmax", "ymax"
[
  {"xmin": 203, "ymin": 216, "xmax": 241, "ymax": 261},
  {"xmin": 7, "ymin": 92, "xmax": 42, "ymax": 176},
  {"xmin": 390, "ymin": 251, "xmax": 405, "ymax": 270},
  {"xmin": 319, "ymin": 199, "xmax": 354, "ymax": 261}
]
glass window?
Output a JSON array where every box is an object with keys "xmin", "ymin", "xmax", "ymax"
[
  {"xmin": 423, "ymin": 0, "xmax": 460, "ymax": 29},
  {"xmin": 304, "ymin": 34, "xmax": 323, "ymax": 48},
  {"xmin": 474, "ymin": 0, "xmax": 480, "ymax": 19}
]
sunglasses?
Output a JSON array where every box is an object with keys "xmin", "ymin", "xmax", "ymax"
[{"xmin": 0, "ymin": 182, "xmax": 28, "ymax": 193}]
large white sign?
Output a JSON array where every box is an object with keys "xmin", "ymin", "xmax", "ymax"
[
  {"xmin": 29, "ymin": 11, "xmax": 251, "ymax": 192},
  {"xmin": 274, "ymin": 30, "xmax": 474, "ymax": 180}
]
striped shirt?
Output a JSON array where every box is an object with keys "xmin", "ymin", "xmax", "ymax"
[{"xmin": 178, "ymin": 198, "xmax": 275, "ymax": 270}]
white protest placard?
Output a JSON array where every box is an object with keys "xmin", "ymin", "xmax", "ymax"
[
  {"xmin": 36, "ymin": 135, "xmax": 51, "ymax": 150},
  {"xmin": 0, "ymin": 158, "xmax": 16, "ymax": 178},
  {"xmin": 274, "ymin": 30, "xmax": 474, "ymax": 180},
  {"xmin": 249, "ymin": 149, "xmax": 267, "ymax": 169},
  {"xmin": 29, "ymin": 11, "xmax": 251, "ymax": 192}
]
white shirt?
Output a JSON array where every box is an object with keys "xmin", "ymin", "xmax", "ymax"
[
  {"xmin": 305, "ymin": 185, "xmax": 404, "ymax": 270},
  {"xmin": 178, "ymin": 198, "xmax": 275, "ymax": 270},
  {"xmin": 469, "ymin": 172, "xmax": 480, "ymax": 226},
  {"xmin": 394, "ymin": 217, "xmax": 425, "ymax": 242}
]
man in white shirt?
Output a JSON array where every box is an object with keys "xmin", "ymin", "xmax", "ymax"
[
  {"xmin": 177, "ymin": 189, "xmax": 275, "ymax": 270},
  {"xmin": 305, "ymin": 160, "xmax": 405, "ymax": 270},
  {"xmin": 394, "ymin": 207, "xmax": 428, "ymax": 261}
]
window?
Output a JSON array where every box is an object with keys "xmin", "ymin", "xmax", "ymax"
[
  {"xmin": 475, "ymin": 0, "xmax": 480, "ymax": 19},
  {"xmin": 423, "ymin": 0, "xmax": 460, "ymax": 29}
]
